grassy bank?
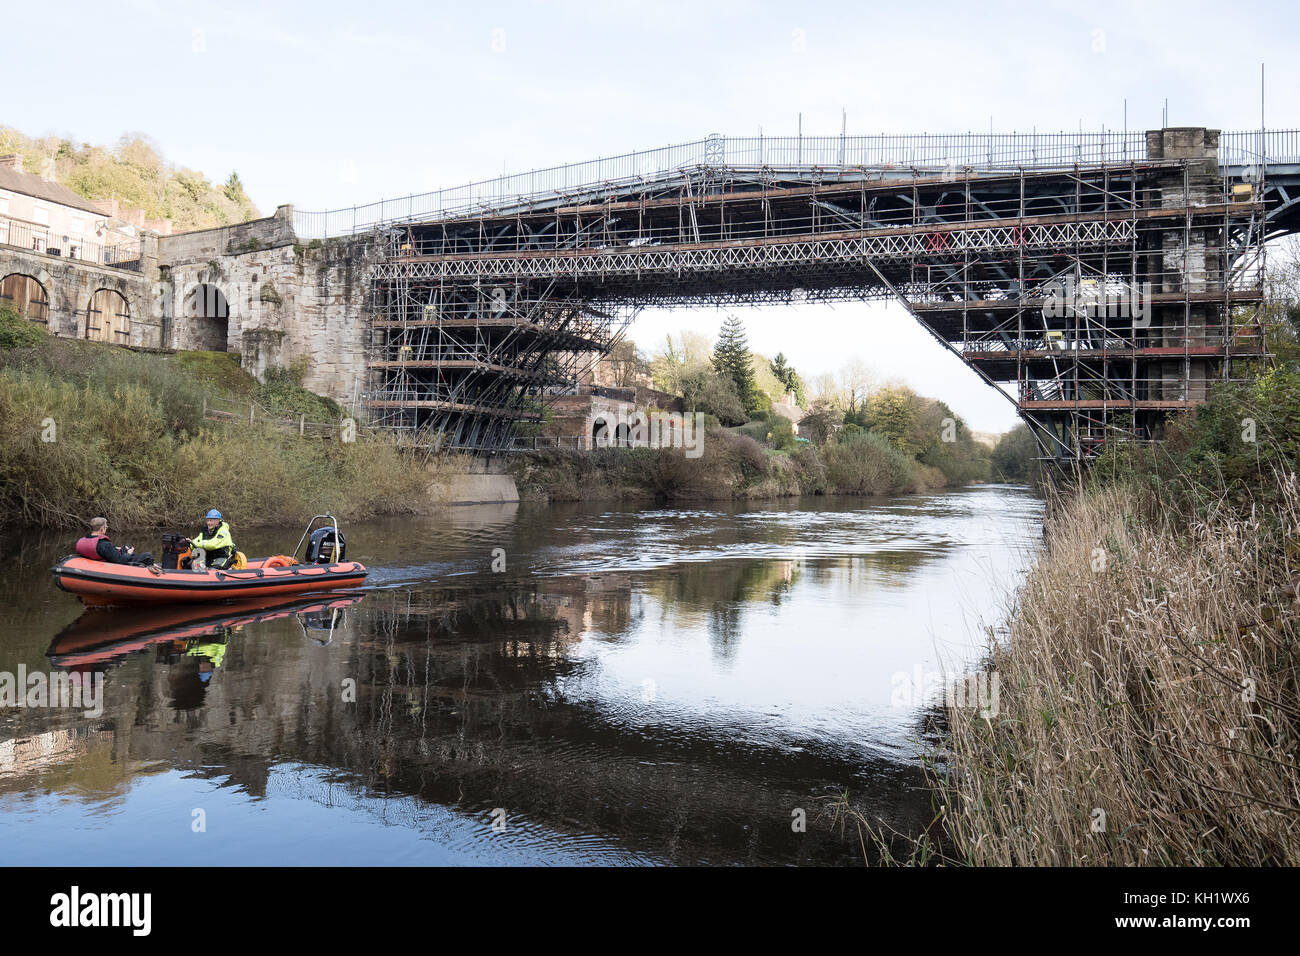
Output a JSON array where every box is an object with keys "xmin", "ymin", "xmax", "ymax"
[
  {"xmin": 918, "ymin": 370, "xmax": 1300, "ymax": 865},
  {"xmin": 0, "ymin": 311, "xmax": 448, "ymax": 530},
  {"xmin": 510, "ymin": 424, "xmax": 983, "ymax": 502}
]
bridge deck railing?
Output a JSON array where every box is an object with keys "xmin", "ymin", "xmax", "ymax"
[{"xmin": 292, "ymin": 129, "xmax": 1300, "ymax": 239}]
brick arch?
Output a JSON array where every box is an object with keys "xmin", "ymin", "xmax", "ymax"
[{"xmin": 0, "ymin": 272, "xmax": 50, "ymax": 324}]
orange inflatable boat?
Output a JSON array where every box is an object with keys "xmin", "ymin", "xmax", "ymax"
[{"xmin": 51, "ymin": 514, "xmax": 368, "ymax": 607}]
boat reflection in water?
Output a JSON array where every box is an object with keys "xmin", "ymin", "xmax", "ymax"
[
  {"xmin": 47, "ymin": 594, "xmax": 365, "ymax": 678},
  {"xmin": 47, "ymin": 593, "xmax": 364, "ymax": 710}
]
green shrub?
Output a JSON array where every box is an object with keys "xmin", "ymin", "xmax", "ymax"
[
  {"xmin": 708, "ymin": 428, "xmax": 769, "ymax": 479},
  {"xmin": 766, "ymin": 416, "xmax": 796, "ymax": 451},
  {"xmin": 682, "ymin": 368, "xmax": 747, "ymax": 425},
  {"xmin": 792, "ymin": 444, "xmax": 827, "ymax": 494},
  {"xmin": 991, "ymin": 424, "xmax": 1040, "ymax": 483},
  {"xmin": 97, "ymin": 350, "xmax": 207, "ymax": 434},
  {"xmin": 1092, "ymin": 368, "xmax": 1300, "ymax": 517},
  {"xmin": 0, "ymin": 305, "xmax": 45, "ymax": 350},
  {"xmin": 823, "ymin": 430, "xmax": 918, "ymax": 495},
  {"xmin": 255, "ymin": 363, "xmax": 342, "ymax": 421},
  {"xmin": 734, "ymin": 420, "xmax": 770, "ymax": 444}
]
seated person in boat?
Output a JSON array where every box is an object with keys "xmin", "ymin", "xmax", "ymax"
[
  {"xmin": 75, "ymin": 516, "xmax": 154, "ymax": 566},
  {"xmin": 183, "ymin": 509, "xmax": 237, "ymax": 570}
]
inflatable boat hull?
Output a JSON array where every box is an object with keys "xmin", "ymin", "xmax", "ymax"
[{"xmin": 51, "ymin": 555, "xmax": 368, "ymax": 607}]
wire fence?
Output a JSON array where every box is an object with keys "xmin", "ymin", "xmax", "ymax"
[
  {"xmin": 292, "ymin": 129, "xmax": 1300, "ymax": 238},
  {"xmin": 202, "ymin": 395, "xmax": 353, "ymax": 440},
  {"xmin": 502, "ymin": 435, "xmax": 587, "ymax": 452}
]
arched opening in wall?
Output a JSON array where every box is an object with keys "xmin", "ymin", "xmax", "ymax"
[
  {"xmin": 85, "ymin": 289, "xmax": 131, "ymax": 344},
  {"xmin": 1, "ymin": 273, "xmax": 50, "ymax": 324},
  {"xmin": 184, "ymin": 284, "xmax": 230, "ymax": 352}
]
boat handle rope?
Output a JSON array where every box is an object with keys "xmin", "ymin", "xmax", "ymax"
[
  {"xmin": 215, "ymin": 570, "xmax": 266, "ymax": 581},
  {"xmin": 151, "ymin": 566, "xmax": 342, "ymax": 582}
]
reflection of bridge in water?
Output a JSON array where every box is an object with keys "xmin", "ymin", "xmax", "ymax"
[
  {"xmin": 9, "ymin": 562, "xmax": 934, "ymax": 864},
  {"xmin": 4, "ymin": 488, "xmax": 1037, "ymax": 864},
  {"xmin": 296, "ymin": 127, "xmax": 1300, "ymax": 462}
]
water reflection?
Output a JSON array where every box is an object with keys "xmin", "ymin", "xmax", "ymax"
[
  {"xmin": 48, "ymin": 594, "xmax": 366, "ymax": 670},
  {"xmin": 0, "ymin": 487, "xmax": 1041, "ymax": 865}
]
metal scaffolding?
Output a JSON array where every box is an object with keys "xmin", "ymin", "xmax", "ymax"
[
  {"xmin": 366, "ymin": 244, "xmax": 629, "ymax": 450},
  {"xmin": 359, "ymin": 128, "xmax": 1290, "ymax": 459}
]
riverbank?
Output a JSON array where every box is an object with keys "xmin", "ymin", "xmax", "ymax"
[
  {"xmin": 508, "ymin": 427, "xmax": 989, "ymax": 502},
  {"xmin": 0, "ymin": 320, "xmax": 456, "ymax": 529},
  {"xmin": 4, "ymin": 306, "xmax": 1011, "ymax": 526},
  {"xmin": 913, "ymin": 370, "xmax": 1300, "ymax": 866}
]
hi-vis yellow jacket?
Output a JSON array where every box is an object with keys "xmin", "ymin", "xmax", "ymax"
[{"xmin": 191, "ymin": 521, "xmax": 235, "ymax": 557}]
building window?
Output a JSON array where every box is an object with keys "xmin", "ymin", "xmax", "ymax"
[
  {"xmin": 33, "ymin": 206, "xmax": 49, "ymax": 226},
  {"xmin": 0, "ymin": 196, "xmax": 9, "ymax": 216}
]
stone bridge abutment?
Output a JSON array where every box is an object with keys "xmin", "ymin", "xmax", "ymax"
[{"xmin": 3, "ymin": 203, "xmax": 375, "ymax": 406}]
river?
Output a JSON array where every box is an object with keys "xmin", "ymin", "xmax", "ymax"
[{"xmin": 0, "ymin": 486, "xmax": 1041, "ymax": 865}]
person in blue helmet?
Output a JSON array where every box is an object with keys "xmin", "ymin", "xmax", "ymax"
[{"xmin": 183, "ymin": 509, "xmax": 237, "ymax": 570}]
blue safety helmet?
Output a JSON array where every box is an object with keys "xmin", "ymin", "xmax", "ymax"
[{"xmin": 205, "ymin": 509, "xmax": 223, "ymax": 520}]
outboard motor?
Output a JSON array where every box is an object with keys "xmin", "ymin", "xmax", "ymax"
[
  {"xmin": 304, "ymin": 527, "xmax": 345, "ymax": 565},
  {"xmin": 161, "ymin": 533, "xmax": 189, "ymax": 570}
]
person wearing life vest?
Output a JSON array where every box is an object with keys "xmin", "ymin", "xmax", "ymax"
[
  {"xmin": 74, "ymin": 517, "xmax": 154, "ymax": 566},
  {"xmin": 184, "ymin": 509, "xmax": 236, "ymax": 570}
]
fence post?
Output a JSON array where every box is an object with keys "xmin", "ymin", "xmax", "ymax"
[
  {"xmin": 202, "ymin": 396, "xmax": 206, "ymax": 419},
  {"xmin": 300, "ymin": 414, "xmax": 305, "ymax": 436},
  {"xmin": 250, "ymin": 404, "xmax": 255, "ymax": 425}
]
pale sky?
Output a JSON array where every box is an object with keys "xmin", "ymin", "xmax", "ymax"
[{"xmin": 5, "ymin": 0, "xmax": 1295, "ymax": 431}]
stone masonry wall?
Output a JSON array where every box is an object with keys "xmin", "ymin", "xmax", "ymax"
[
  {"xmin": 1150, "ymin": 129, "xmax": 1221, "ymax": 402},
  {"xmin": 3, "ymin": 204, "xmax": 373, "ymax": 408},
  {"xmin": 0, "ymin": 241, "xmax": 158, "ymax": 347},
  {"xmin": 154, "ymin": 205, "xmax": 372, "ymax": 407}
]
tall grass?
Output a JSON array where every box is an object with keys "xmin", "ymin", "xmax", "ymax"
[
  {"xmin": 935, "ymin": 477, "xmax": 1300, "ymax": 865},
  {"xmin": 0, "ymin": 339, "xmax": 445, "ymax": 529}
]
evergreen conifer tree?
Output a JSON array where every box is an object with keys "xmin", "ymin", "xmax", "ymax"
[
  {"xmin": 712, "ymin": 313, "xmax": 757, "ymax": 413},
  {"xmin": 770, "ymin": 352, "xmax": 806, "ymax": 405}
]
